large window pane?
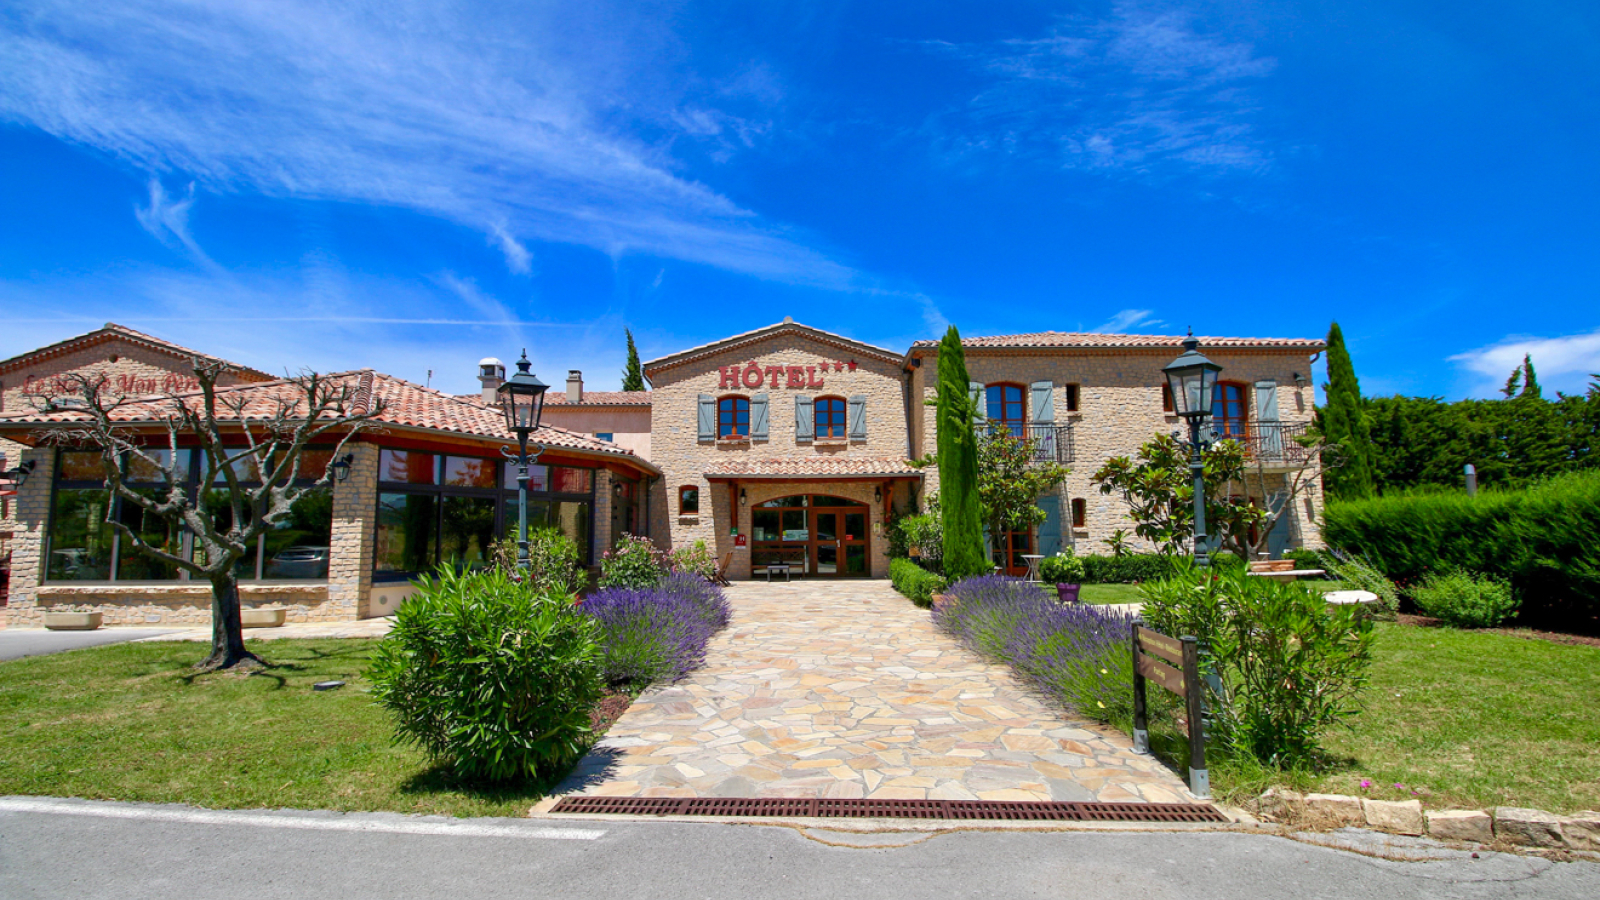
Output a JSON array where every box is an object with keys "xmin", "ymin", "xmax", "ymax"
[
  {"xmin": 57, "ymin": 451, "xmax": 106, "ymax": 482},
  {"xmin": 262, "ymin": 490, "xmax": 333, "ymax": 580},
  {"xmin": 375, "ymin": 492, "xmax": 437, "ymax": 573},
  {"xmin": 114, "ymin": 489, "xmax": 183, "ymax": 581},
  {"xmin": 47, "ymin": 489, "xmax": 114, "ymax": 581},
  {"xmin": 443, "ymin": 456, "xmax": 498, "ymax": 488},
  {"xmin": 441, "ymin": 495, "xmax": 496, "ymax": 572},
  {"xmin": 499, "ymin": 499, "xmax": 551, "ymax": 540},
  {"xmin": 549, "ymin": 499, "xmax": 591, "ymax": 561},
  {"xmin": 379, "ymin": 450, "xmax": 436, "ymax": 484},
  {"xmin": 551, "ymin": 467, "xmax": 592, "ymax": 494},
  {"xmin": 752, "ymin": 509, "xmax": 780, "ymax": 541},
  {"xmin": 501, "ymin": 463, "xmax": 549, "ymax": 492},
  {"xmin": 128, "ymin": 449, "xmax": 192, "ymax": 483}
]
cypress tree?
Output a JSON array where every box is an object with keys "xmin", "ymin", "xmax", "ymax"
[
  {"xmin": 1521, "ymin": 354, "xmax": 1541, "ymax": 399},
  {"xmin": 1322, "ymin": 321, "xmax": 1375, "ymax": 500},
  {"xmin": 621, "ymin": 329, "xmax": 646, "ymax": 391},
  {"xmin": 936, "ymin": 326, "xmax": 989, "ymax": 579}
]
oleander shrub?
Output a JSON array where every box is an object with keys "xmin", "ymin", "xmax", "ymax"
[
  {"xmin": 599, "ymin": 533, "xmax": 670, "ymax": 589},
  {"xmin": 1078, "ymin": 553, "xmax": 1172, "ymax": 584},
  {"xmin": 1139, "ymin": 563, "xmax": 1375, "ymax": 767},
  {"xmin": 1410, "ymin": 569, "xmax": 1520, "ymax": 628},
  {"xmin": 890, "ymin": 557, "xmax": 947, "ymax": 608},
  {"xmin": 1323, "ymin": 471, "xmax": 1600, "ymax": 627},
  {"xmin": 581, "ymin": 575, "xmax": 731, "ymax": 686},
  {"xmin": 933, "ymin": 575, "xmax": 1135, "ymax": 724},
  {"xmin": 668, "ymin": 540, "xmax": 718, "ymax": 581},
  {"xmin": 491, "ymin": 529, "xmax": 585, "ymax": 596},
  {"xmin": 367, "ymin": 567, "xmax": 605, "ymax": 783}
]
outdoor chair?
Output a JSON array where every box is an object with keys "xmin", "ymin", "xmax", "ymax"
[{"xmin": 710, "ymin": 552, "xmax": 733, "ymax": 587}]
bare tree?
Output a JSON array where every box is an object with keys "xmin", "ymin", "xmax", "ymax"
[
  {"xmin": 37, "ymin": 361, "xmax": 385, "ymax": 670},
  {"xmin": 1227, "ymin": 428, "xmax": 1341, "ymax": 559}
]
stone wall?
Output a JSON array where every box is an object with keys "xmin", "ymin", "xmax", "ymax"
[
  {"xmin": 909, "ymin": 346, "xmax": 1325, "ymax": 556},
  {"xmin": 647, "ymin": 330, "xmax": 911, "ymax": 579}
]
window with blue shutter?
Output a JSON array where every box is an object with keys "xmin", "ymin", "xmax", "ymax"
[
  {"xmin": 750, "ymin": 393, "xmax": 769, "ymax": 439},
  {"xmin": 697, "ymin": 394, "xmax": 715, "ymax": 441},
  {"xmin": 848, "ymin": 395, "xmax": 867, "ymax": 440}
]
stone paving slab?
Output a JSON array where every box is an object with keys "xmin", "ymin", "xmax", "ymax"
[{"xmin": 558, "ymin": 580, "xmax": 1191, "ymax": 803}]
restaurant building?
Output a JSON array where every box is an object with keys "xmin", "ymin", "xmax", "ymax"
[{"xmin": 0, "ymin": 317, "xmax": 1324, "ymax": 624}]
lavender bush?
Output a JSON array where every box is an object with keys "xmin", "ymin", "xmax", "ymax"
[
  {"xmin": 581, "ymin": 575, "xmax": 731, "ymax": 687},
  {"xmin": 934, "ymin": 575, "xmax": 1136, "ymax": 724}
]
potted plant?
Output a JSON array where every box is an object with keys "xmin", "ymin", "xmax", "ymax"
[{"xmin": 1038, "ymin": 552, "xmax": 1086, "ymax": 604}]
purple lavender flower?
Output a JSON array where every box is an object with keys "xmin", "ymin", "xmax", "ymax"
[{"xmin": 580, "ymin": 576, "xmax": 730, "ymax": 687}]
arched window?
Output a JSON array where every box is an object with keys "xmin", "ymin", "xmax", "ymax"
[
  {"xmin": 814, "ymin": 396, "xmax": 847, "ymax": 440},
  {"xmin": 1212, "ymin": 382, "xmax": 1249, "ymax": 438},
  {"xmin": 985, "ymin": 383, "xmax": 1027, "ymax": 437},
  {"xmin": 718, "ymin": 396, "xmax": 750, "ymax": 438},
  {"xmin": 679, "ymin": 485, "xmax": 699, "ymax": 515}
]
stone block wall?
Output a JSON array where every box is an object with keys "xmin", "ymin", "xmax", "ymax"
[
  {"xmin": 647, "ymin": 331, "xmax": 911, "ymax": 578},
  {"xmin": 910, "ymin": 346, "xmax": 1325, "ymax": 556}
]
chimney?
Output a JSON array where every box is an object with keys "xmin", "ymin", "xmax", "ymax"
[
  {"xmin": 478, "ymin": 357, "xmax": 505, "ymax": 404},
  {"xmin": 567, "ymin": 370, "xmax": 583, "ymax": 404}
]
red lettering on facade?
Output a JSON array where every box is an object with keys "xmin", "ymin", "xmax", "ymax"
[
  {"xmin": 719, "ymin": 366, "xmax": 741, "ymax": 389},
  {"xmin": 786, "ymin": 366, "xmax": 806, "ymax": 389},
  {"xmin": 741, "ymin": 362, "xmax": 764, "ymax": 389},
  {"xmin": 764, "ymin": 366, "xmax": 784, "ymax": 389},
  {"xmin": 806, "ymin": 366, "xmax": 824, "ymax": 389}
]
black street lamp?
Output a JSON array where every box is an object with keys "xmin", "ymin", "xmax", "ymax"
[
  {"xmin": 2, "ymin": 459, "xmax": 36, "ymax": 490},
  {"xmin": 496, "ymin": 350, "xmax": 549, "ymax": 572},
  {"xmin": 1162, "ymin": 332, "xmax": 1224, "ymax": 567}
]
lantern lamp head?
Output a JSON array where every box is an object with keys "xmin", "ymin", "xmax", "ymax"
[
  {"xmin": 3, "ymin": 459, "xmax": 37, "ymax": 489},
  {"xmin": 328, "ymin": 452, "xmax": 355, "ymax": 483},
  {"xmin": 1161, "ymin": 332, "xmax": 1224, "ymax": 421},
  {"xmin": 496, "ymin": 350, "xmax": 549, "ymax": 435}
]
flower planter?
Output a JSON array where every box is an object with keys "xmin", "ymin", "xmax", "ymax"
[
  {"xmin": 1055, "ymin": 583, "xmax": 1081, "ymax": 604},
  {"xmin": 241, "ymin": 608, "xmax": 287, "ymax": 628},
  {"xmin": 44, "ymin": 612, "xmax": 103, "ymax": 631}
]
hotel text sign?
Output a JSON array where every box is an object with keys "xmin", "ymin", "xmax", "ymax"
[
  {"xmin": 20, "ymin": 372, "xmax": 203, "ymax": 397},
  {"xmin": 719, "ymin": 359, "xmax": 859, "ymax": 390}
]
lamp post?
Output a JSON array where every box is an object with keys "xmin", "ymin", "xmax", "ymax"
[
  {"xmin": 1162, "ymin": 332, "xmax": 1224, "ymax": 567},
  {"xmin": 496, "ymin": 351, "xmax": 549, "ymax": 572}
]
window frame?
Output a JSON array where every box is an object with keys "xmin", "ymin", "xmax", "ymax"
[
  {"xmin": 679, "ymin": 484, "xmax": 700, "ymax": 516},
  {"xmin": 813, "ymin": 395, "xmax": 849, "ymax": 441},
  {"xmin": 1212, "ymin": 381, "xmax": 1250, "ymax": 439},
  {"xmin": 1064, "ymin": 383, "xmax": 1081, "ymax": 413},
  {"xmin": 1071, "ymin": 498, "xmax": 1087, "ymax": 529},
  {"xmin": 985, "ymin": 383, "xmax": 1028, "ymax": 435},
  {"xmin": 717, "ymin": 395, "xmax": 751, "ymax": 439}
]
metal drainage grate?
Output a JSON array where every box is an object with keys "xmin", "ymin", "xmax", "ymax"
[{"xmin": 550, "ymin": 796, "xmax": 1226, "ymax": 823}]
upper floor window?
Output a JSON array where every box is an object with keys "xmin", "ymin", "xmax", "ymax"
[
  {"xmin": 1212, "ymin": 382, "xmax": 1249, "ymax": 438},
  {"xmin": 815, "ymin": 397, "xmax": 847, "ymax": 440},
  {"xmin": 718, "ymin": 396, "xmax": 750, "ymax": 438},
  {"xmin": 985, "ymin": 383, "xmax": 1027, "ymax": 436},
  {"xmin": 1162, "ymin": 384, "xmax": 1174, "ymax": 413},
  {"xmin": 1064, "ymin": 384, "xmax": 1080, "ymax": 413},
  {"xmin": 679, "ymin": 485, "xmax": 699, "ymax": 515}
]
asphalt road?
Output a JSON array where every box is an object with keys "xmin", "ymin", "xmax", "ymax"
[
  {"xmin": 0, "ymin": 628, "xmax": 176, "ymax": 661},
  {"xmin": 3, "ymin": 797, "xmax": 1598, "ymax": 900}
]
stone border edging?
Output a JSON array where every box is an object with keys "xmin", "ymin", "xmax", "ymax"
[{"xmin": 1250, "ymin": 789, "xmax": 1600, "ymax": 851}]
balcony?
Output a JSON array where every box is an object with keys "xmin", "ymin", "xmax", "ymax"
[
  {"xmin": 976, "ymin": 422, "xmax": 1075, "ymax": 465},
  {"xmin": 1235, "ymin": 421, "xmax": 1315, "ymax": 467}
]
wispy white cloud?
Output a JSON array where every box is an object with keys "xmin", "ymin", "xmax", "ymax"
[
  {"xmin": 1092, "ymin": 308, "xmax": 1163, "ymax": 332},
  {"xmin": 0, "ymin": 0, "xmax": 856, "ymax": 286},
  {"xmin": 487, "ymin": 224, "xmax": 533, "ymax": 275},
  {"xmin": 133, "ymin": 178, "xmax": 212, "ymax": 266},
  {"xmin": 923, "ymin": 3, "xmax": 1276, "ymax": 176},
  {"xmin": 1448, "ymin": 328, "xmax": 1600, "ymax": 398}
]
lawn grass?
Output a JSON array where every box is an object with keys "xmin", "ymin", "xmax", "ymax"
[
  {"xmin": 0, "ymin": 639, "xmax": 556, "ymax": 817},
  {"xmin": 1078, "ymin": 579, "xmax": 1342, "ymax": 606}
]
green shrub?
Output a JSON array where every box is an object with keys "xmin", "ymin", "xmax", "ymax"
[
  {"xmin": 1318, "ymin": 549, "xmax": 1400, "ymax": 616},
  {"xmin": 890, "ymin": 557, "xmax": 948, "ymax": 608},
  {"xmin": 668, "ymin": 540, "xmax": 717, "ymax": 581},
  {"xmin": 599, "ymin": 533, "xmax": 669, "ymax": 589},
  {"xmin": 1284, "ymin": 549, "xmax": 1324, "ymax": 570},
  {"xmin": 1139, "ymin": 563, "xmax": 1375, "ymax": 767},
  {"xmin": 367, "ymin": 567, "xmax": 605, "ymax": 783},
  {"xmin": 491, "ymin": 529, "xmax": 585, "ymax": 596},
  {"xmin": 1411, "ymin": 569, "xmax": 1520, "ymax": 628},
  {"xmin": 1323, "ymin": 470, "xmax": 1600, "ymax": 626},
  {"xmin": 1079, "ymin": 553, "xmax": 1172, "ymax": 584},
  {"xmin": 1038, "ymin": 551, "xmax": 1086, "ymax": 584},
  {"xmin": 896, "ymin": 510, "xmax": 944, "ymax": 571}
]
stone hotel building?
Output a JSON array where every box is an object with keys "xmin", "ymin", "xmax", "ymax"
[{"xmin": 0, "ymin": 319, "xmax": 1323, "ymax": 625}]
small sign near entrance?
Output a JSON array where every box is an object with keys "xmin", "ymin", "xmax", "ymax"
[{"xmin": 735, "ymin": 534, "xmax": 748, "ymax": 547}]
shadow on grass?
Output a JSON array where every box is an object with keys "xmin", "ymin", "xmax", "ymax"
[{"xmin": 395, "ymin": 746, "xmax": 625, "ymax": 808}]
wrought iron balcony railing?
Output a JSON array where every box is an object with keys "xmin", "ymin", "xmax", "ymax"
[
  {"xmin": 976, "ymin": 422, "xmax": 1075, "ymax": 465},
  {"xmin": 1234, "ymin": 421, "xmax": 1315, "ymax": 465}
]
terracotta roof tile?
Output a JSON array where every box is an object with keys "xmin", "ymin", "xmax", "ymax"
[
  {"xmin": 704, "ymin": 456, "xmax": 924, "ymax": 479},
  {"xmin": 542, "ymin": 391, "xmax": 652, "ymax": 407},
  {"xmin": 643, "ymin": 319, "xmax": 902, "ymax": 377},
  {"xmin": 907, "ymin": 331, "xmax": 1324, "ymax": 351}
]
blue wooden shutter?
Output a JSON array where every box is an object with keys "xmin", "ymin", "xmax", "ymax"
[
  {"xmin": 750, "ymin": 393, "xmax": 769, "ymax": 439},
  {"xmin": 1036, "ymin": 495, "xmax": 1063, "ymax": 557},
  {"xmin": 697, "ymin": 394, "xmax": 715, "ymax": 441},
  {"xmin": 848, "ymin": 394, "xmax": 867, "ymax": 440},
  {"xmin": 795, "ymin": 395, "xmax": 814, "ymax": 442},
  {"xmin": 1255, "ymin": 380, "xmax": 1280, "ymax": 456},
  {"xmin": 1031, "ymin": 381, "xmax": 1055, "ymax": 423}
]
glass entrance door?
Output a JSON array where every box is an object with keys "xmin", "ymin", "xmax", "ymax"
[{"xmin": 751, "ymin": 494, "xmax": 871, "ymax": 579}]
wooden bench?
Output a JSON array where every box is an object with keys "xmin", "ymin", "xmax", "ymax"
[{"xmin": 1249, "ymin": 559, "xmax": 1324, "ymax": 582}]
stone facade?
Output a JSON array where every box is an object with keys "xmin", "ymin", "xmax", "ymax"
[
  {"xmin": 646, "ymin": 325, "xmax": 914, "ymax": 580},
  {"xmin": 909, "ymin": 345, "xmax": 1325, "ymax": 556}
]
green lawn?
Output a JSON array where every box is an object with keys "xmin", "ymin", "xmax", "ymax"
[
  {"xmin": 0, "ymin": 639, "xmax": 553, "ymax": 817},
  {"xmin": 1079, "ymin": 579, "xmax": 1342, "ymax": 605}
]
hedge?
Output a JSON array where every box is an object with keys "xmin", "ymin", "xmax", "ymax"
[
  {"xmin": 891, "ymin": 557, "xmax": 948, "ymax": 608},
  {"xmin": 1323, "ymin": 470, "xmax": 1600, "ymax": 627},
  {"xmin": 1078, "ymin": 553, "xmax": 1172, "ymax": 584}
]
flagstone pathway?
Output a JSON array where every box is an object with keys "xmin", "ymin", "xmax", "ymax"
[{"xmin": 556, "ymin": 580, "xmax": 1191, "ymax": 803}]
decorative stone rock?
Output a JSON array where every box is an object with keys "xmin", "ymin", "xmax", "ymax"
[
  {"xmin": 1559, "ymin": 811, "xmax": 1600, "ymax": 852},
  {"xmin": 1304, "ymin": 793, "xmax": 1364, "ymax": 826},
  {"xmin": 1426, "ymin": 809, "xmax": 1493, "ymax": 844},
  {"xmin": 1362, "ymin": 798, "xmax": 1425, "ymax": 836},
  {"xmin": 1493, "ymin": 807, "xmax": 1567, "ymax": 848},
  {"xmin": 1256, "ymin": 788, "xmax": 1304, "ymax": 822},
  {"xmin": 241, "ymin": 608, "xmax": 287, "ymax": 628},
  {"xmin": 44, "ymin": 611, "xmax": 102, "ymax": 631}
]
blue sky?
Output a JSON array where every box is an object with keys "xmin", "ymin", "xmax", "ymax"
[{"xmin": 2, "ymin": 0, "xmax": 1597, "ymax": 400}]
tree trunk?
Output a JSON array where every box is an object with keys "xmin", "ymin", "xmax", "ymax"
[{"xmin": 200, "ymin": 571, "xmax": 262, "ymax": 670}]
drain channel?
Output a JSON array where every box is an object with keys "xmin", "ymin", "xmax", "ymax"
[{"xmin": 550, "ymin": 796, "xmax": 1227, "ymax": 823}]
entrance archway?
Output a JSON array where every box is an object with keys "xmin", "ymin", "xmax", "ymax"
[{"xmin": 750, "ymin": 494, "xmax": 870, "ymax": 577}]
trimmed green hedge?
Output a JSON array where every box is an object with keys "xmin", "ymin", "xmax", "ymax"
[
  {"xmin": 891, "ymin": 557, "xmax": 948, "ymax": 608},
  {"xmin": 1079, "ymin": 553, "xmax": 1172, "ymax": 584},
  {"xmin": 1323, "ymin": 471, "xmax": 1600, "ymax": 627}
]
